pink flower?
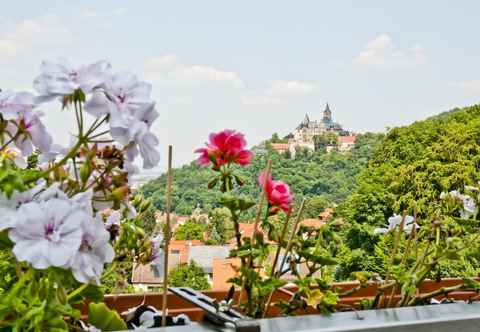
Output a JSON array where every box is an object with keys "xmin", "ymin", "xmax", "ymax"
[
  {"xmin": 258, "ymin": 171, "xmax": 293, "ymax": 213},
  {"xmin": 195, "ymin": 130, "xmax": 253, "ymax": 167}
]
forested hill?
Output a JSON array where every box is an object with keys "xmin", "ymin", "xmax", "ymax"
[
  {"xmin": 338, "ymin": 104, "xmax": 480, "ymax": 227},
  {"xmin": 141, "ymin": 133, "xmax": 384, "ymax": 218}
]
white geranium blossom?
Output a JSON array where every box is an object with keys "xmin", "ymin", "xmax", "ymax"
[
  {"xmin": 105, "ymin": 210, "xmax": 122, "ymax": 230},
  {"xmin": 13, "ymin": 111, "xmax": 53, "ymax": 155},
  {"xmin": 0, "ymin": 180, "xmax": 76, "ymax": 231},
  {"xmin": 34, "ymin": 58, "xmax": 111, "ymax": 101},
  {"xmin": 84, "ymin": 71, "xmax": 160, "ymax": 169},
  {"xmin": 150, "ymin": 234, "xmax": 165, "ymax": 278},
  {"xmin": 374, "ymin": 214, "xmax": 418, "ymax": 236},
  {"xmin": 441, "ymin": 190, "xmax": 478, "ymax": 219},
  {"xmin": 0, "ymin": 90, "xmax": 35, "ymax": 120},
  {"xmin": 9, "ymin": 198, "xmax": 86, "ymax": 269},
  {"xmin": 125, "ymin": 123, "xmax": 160, "ymax": 169},
  {"xmin": 0, "ymin": 147, "xmax": 27, "ymax": 168},
  {"xmin": 0, "ymin": 91, "xmax": 53, "ymax": 155},
  {"xmin": 68, "ymin": 213, "xmax": 114, "ymax": 284},
  {"xmin": 85, "ymin": 71, "xmax": 155, "ymax": 128}
]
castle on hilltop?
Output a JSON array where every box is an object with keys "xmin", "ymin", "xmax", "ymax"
[
  {"xmin": 293, "ymin": 103, "xmax": 343, "ymax": 143},
  {"xmin": 269, "ymin": 103, "xmax": 356, "ymax": 157}
]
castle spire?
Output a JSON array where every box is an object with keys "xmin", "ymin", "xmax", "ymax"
[
  {"xmin": 297, "ymin": 113, "xmax": 310, "ymax": 129},
  {"xmin": 322, "ymin": 102, "xmax": 332, "ymax": 123},
  {"xmin": 303, "ymin": 113, "xmax": 310, "ymax": 124}
]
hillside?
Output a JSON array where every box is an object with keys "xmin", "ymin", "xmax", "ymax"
[
  {"xmin": 141, "ymin": 133, "xmax": 384, "ymax": 218},
  {"xmin": 338, "ymin": 104, "xmax": 480, "ymax": 227}
]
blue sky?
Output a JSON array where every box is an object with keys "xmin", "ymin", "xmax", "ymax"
[{"xmin": 2, "ymin": 1, "xmax": 480, "ymax": 169}]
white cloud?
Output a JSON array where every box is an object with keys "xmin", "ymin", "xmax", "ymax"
[
  {"xmin": 241, "ymin": 95, "xmax": 283, "ymax": 106},
  {"xmin": 267, "ymin": 80, "xmax": 318, "ymax": 96},
  {"xmin": 80, "ymin": 9, "xmax": 98, "ymax": 18},
  {"xmin": 144, "ymin": 55, "xmax": 245, "ymax": 88},
  {"xmin": 450, "ymin": 80, "xmax": 480, "ymax": 93},
  {"xmin": 113, "ymin": 8, "xmax": 128, "ymax": 16},
  {"xmin": 353, "ymin": 33, "xmax": 426, "ymax": 70},
  {"xmin": 0, "ymin": 15, "xmax": 72, "ymax": 58},
  {"xmin": 81, "ymin": 8, "xmax": 128, "ymax": 19}
]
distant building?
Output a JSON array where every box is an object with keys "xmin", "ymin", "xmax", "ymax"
[
  {"xmin": 338, "ymin": 135, "xmax": 356, "ymax": 152},
  {"xmin": 270, "ymin": 143, "xmax": 290, "ymax": 154},
  {"xmin": 287, "ymin": 103, "xmax": 355, "ymax": 157},
  {"xmin": 292, "ymin": 103, "xmax": 343, "ymax": 144}
]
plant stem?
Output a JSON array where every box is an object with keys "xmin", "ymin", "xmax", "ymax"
[
  {"xmin": 262, "ymin": 199, "xmax": 306, "ymax": 317},
  {"xmin": 66, "ymin": 283, "xmax": 89, "ymax": 302},
  {"xmin": 162, "ymin": 145, "xmax": 173, "ymax": 327},
  {"xmin": 380, "ymin": 211, "xmax": 406, "ymax": 308},
  {"xmin": 261, "ymin": 210, "xmax": 292, "ymax": 318},
  {"xmin": 408, "ymin": 284, "xmax": 465, "ymax": 306},
  {"xmin": 237, "ymin": 159, "xmax": 272, "ymax": 308},
  {"xmin": 41, "ymin": 139, "xmax": 84, "ymax": 178},
  {"xmin": 0, "ymin": 129, "xmax": 22, "ymax": 152}
]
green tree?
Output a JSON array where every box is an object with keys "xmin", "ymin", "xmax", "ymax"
[
  {"xmin": 174, "ymin": 219, "xmax": 206, "ymax": 241},
  {"xmin": 138, "ymin": 206, "xmax": 158, "ymax": 235},
  {"xmin": 303, "ymin": 195, "xmax": 331, "ymax": 218},
  {"xmin": 168, "ymin": 261, "xmax": 211, "ymax": 290},
  {"xmin": 206, "ymin": 207, "xmax": 234, "ymax": 245}
]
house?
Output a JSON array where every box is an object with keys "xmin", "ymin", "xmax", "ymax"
[
  {"xmin": 300, "ymin": 218, "xmax": 325, "ymax": 229},
  {"xmin": 338, "ymin": 135, "xmax": 356, "ymax": 152},
  {"xmin": 270, "ymin": 143, "xmax": 290, "ymax": 154},
  {"xmin": 319, "ymin": 207, "xmax": 333, "ymax": 221},
  {"xmin": 212, "ymin": 257, "xmax": 241, "ymax": 290},
  {"xmin": 131, "ymin": 239, "xmax": 203, "ymax": 289},
  {"xmin": 188, "ymin": 245, "xmax": 231, "ymax": 283}
]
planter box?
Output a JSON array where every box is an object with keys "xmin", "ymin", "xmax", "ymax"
[
  {"xmin": 123, "ymin": 302, "xmax": 480, "ymax": 332},
  {"xmin": 90, "ymin": 278, "xmax": 479, "ymax": 322}
]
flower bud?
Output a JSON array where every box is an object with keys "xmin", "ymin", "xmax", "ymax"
[{"xmin": 111, "ymin": 186, "xmax": 129, "ymax": 201}]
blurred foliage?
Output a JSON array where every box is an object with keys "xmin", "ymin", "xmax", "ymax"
[
  {"xmin": 168, "ymin": 261, "xmax": 211, "ymax": 290},
  {"xmin": 335, "ymin": 105, "xmax": 480, "ymax": 279},
  {"xmin": 174, "ymin": 219, "xmax": 206, "ymax": 241},
  {"xmin": 141, "ymin": 133, "xmax": 384, "ymax": 218}
]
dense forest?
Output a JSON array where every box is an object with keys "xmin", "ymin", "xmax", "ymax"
[
  {"xmin": 141, "ymin": 132, "xmax": 384, "ymax": 219},
  {"xmin": 141, "ymin": 104, "xmax": 480, "ymax": 280},
  {"xmin": 335, "ymin": 104, "xmax": 480, "ymax": 278}
]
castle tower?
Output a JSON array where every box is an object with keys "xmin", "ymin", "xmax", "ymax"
[
  {"xmin": 322, "ymin": 103, "xmax": 332, "ymax": 123},
  {"xmin": 297, "ymin": 113, "xmax": 310, "ymax": 129}
]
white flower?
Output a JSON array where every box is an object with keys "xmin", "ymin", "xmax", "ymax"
[
  {"xmin": 85, "ymin": 71, "xmax": 155, "ymax": 129},
  {"xmin": 105, "ymin": 210, "xmax": 122, "ymax": 230},
  {"xmin": 68, "ymin": 213, "xmax": 114, "ymax": 284},
  {"xmin": 13, "ymin": 111, "xmax": 53, "ymax": 155},
  {"xmin": 9, "ymin": 198, "xmax": 86, "ymax": 269},
  {"xmin": 150, "ymin": 234, "xmax": 165, "ymax": 278},
  {"xmin": 0, "ymin": 147, "xmax": 27, "ymax": 168},
  {"xmin": 34, "ymin": 58, "xmax": 111, "ymax": 101},
  {"xmin": 125, "ymin": 123, "xmax": 160, "ymax": 169},
  {"xmin": 442, "ymin": 190, "xmax": 478, "ymax": 219},
  {"xmin": 84, "ymin": 71, "xmax": 160, "ymax": 169},
  {"xmin": 374, "ymin": 214, "xmax": 418, "ymax": 235},
  {"xmin": 460, "ymin": 195, "xmax": 477, "ymax": 219},
  {"xmin": 0, "ymin": 180, "xmax": 50, "ymax": 230},
  {"xmin": 0, "ymin": 90, "xmax": 35, "ymax": 120},
  {"xmin": 0, "ymin": 90, "xmax": 53, "ymax": 156}
]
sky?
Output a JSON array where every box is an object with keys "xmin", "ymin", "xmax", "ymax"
[{"xmin": 1, "ymin": 1, "xmax": 480, "ymax": 171}]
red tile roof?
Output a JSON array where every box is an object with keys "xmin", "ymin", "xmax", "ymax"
[
  {"xmin": 271, "ymin": 143, "xmax": 290, "ymax": 151},
  {"xmin": 338, "ymin": 135, "xmax": 356, "ymax": 144}
]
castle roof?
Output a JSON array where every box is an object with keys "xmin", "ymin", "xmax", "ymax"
[{"xmin": 297, "ymin": 113, "xmax": 311, "ymax": 129}]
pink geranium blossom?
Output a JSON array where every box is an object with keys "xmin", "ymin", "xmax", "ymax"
[
  {"xmin": 195, "ymin": 129, "xmax": 253, "ymax": 168},
  {"xmin": 258, "ymin": 171, "xmax": 293, "ymax": 213}
]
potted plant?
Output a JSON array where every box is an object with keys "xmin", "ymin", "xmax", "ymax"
[{"xmin": 0, "ymin": 60, "xmax": 479, "ymax": 331}]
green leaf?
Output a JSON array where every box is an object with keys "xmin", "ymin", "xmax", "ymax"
[{"xmin": 87, "ymin": 303, "xmax": 127, "ymax": 331}]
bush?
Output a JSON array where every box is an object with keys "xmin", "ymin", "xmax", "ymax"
[{"xmin": 168, "ymin": 261, "xmax": 211, "ymax": 290}]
